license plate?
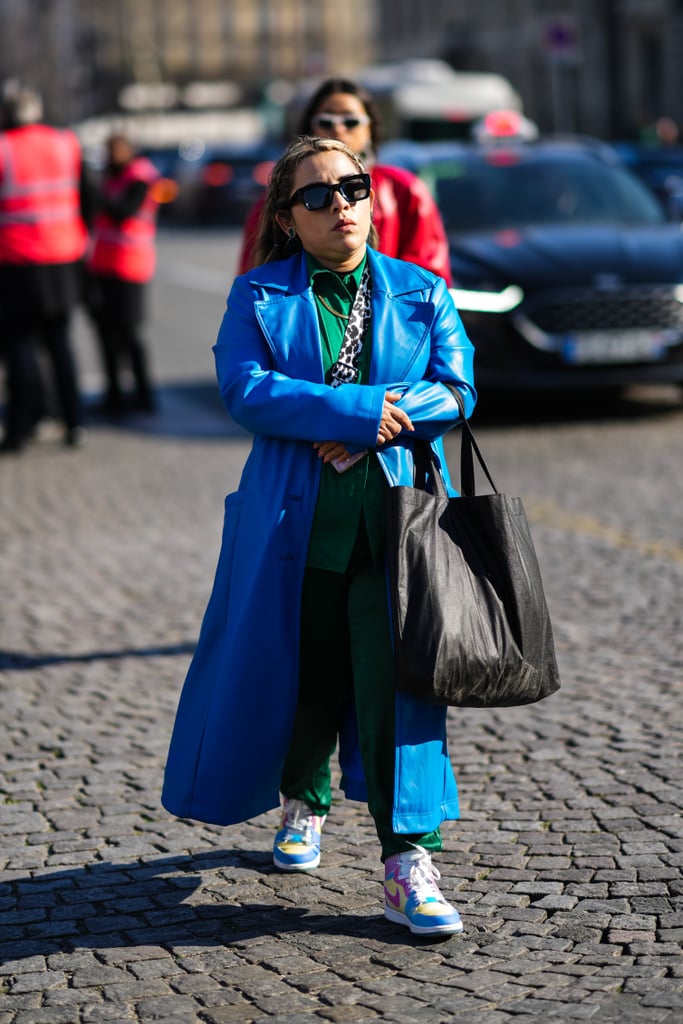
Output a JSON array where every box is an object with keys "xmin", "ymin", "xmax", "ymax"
[{"xmin": 563, "ymin": 330, "xmax": 668, "ymax": 364}]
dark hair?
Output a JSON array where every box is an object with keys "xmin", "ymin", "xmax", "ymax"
[
  {"xmin": 252, "ymin": 135, "xmax": 378, "ymax": 266},
  {"xmin": 297, "ymin": 78, "xmax": 382, "ymax": 150},
  {"xmin": 0, "ymin": 79, "xmax": 43, "ymax": 127}
]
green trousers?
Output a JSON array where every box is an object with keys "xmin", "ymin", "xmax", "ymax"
[{"xmin": 281, "ymin": 543, "xmax": 442, "ymax": 861}]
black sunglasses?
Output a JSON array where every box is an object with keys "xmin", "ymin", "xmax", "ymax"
[{"xmin": 283, "ymin": 173, "xmax": 371, "ymax": 212}]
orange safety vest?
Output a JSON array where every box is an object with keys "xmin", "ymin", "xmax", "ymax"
[
  {"xmin": 89, "ymin": 157, "xmax": 160, "ymax": 283},
  {"xmin": 0, "ymin": 124, "xmax": 87, "ymax": 265}
]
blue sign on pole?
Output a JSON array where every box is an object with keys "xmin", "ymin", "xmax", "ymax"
[{"xmin": 543, "ymin": 16, "xmax": 581, "ymax": 65}]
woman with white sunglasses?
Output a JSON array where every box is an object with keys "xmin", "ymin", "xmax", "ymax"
[{"xmin": 238, "ymin": 77, "xmax": 452, "ymax": 283}]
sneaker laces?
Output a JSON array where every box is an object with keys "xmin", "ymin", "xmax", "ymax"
[
  {"xmin": 397, "ymin": 847, "xmax": 447, "ymax": 904},
  {"xmin": 281, "ymin": 799, "xmax": 320, "ymax": 842}
]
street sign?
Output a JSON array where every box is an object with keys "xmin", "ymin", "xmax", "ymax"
[{"xmin": 542, "ymin": 15, "xmax": 581, "ymax": 64}]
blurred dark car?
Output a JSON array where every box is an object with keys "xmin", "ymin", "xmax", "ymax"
[
  {"xmin": 381, "ymin": 134, "xmax": 683, "ymax": 394},
  {"xmin": 140, "ymin": 138, "xmax": 208, "ymax": 222},
  {"xmin": 612, "ymin": 141, "xmax": 683, "ymax": 220},
  {"xmin": 191, "ymin": 142, "xmax": 282, "ymax": 225},
  {"xmin": 141, "ymin": 139, "xmax": 281, "ymax": 225}
]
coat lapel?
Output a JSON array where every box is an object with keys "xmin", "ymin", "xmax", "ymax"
[
  {"xmin": 366, "ymin": 249, "xmax": 434, "ymax": 385},
  {"xmin": 250, "ymin": 249, "xmax": 434, "ymax": 386},
  {"xmin": 254, "ymin": 255, "xmax": 325, "ymax": 382}
]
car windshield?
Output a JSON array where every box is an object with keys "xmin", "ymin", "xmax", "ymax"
[{"xmin": 421, "ymin": 153, "xmax": 666, "ymax": 232}]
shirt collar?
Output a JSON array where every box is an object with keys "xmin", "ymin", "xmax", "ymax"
[{"xmin": 306, "ymin": 252, "xmax": 367, "ymax": 296}]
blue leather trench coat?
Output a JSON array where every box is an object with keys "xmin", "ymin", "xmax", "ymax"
[{"xmin": 162, "ymin": 247, "xmax": 476, "ymax": 831}]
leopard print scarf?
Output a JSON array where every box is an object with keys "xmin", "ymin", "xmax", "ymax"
[{"xmin": 328, "ymin": 264, "xmax": 372, "ymax": 388}]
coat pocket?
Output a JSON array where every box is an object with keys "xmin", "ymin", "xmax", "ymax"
[
  {"xmin": 209, "ymin": 492, "xmax": 244, "ymax": 617},
  {"xmin": 278, "ymin": 493, "xmax": 306, "ymax": 562}
]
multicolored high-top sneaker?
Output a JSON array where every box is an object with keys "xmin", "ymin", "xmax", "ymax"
[
  {"xmin": 272, "ymin": 798, "xmax": 326, "ymax": 871},
  {"xmin": 384, "ymin": 845, "xmax": 463, "ymax": 936}
]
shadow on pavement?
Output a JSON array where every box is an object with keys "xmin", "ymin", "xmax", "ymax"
[
  {"xmin": 83, "ymin": 379, "xmax": 250, "ymax": 441},
  {"xmin": 0, "ymin": 642, "xmax": 196, "ymax": 671},
  {"xmin": 471, "ymin": 382, "xmax": 682, "ymax": 428},
  {"xmin": 0, "ymin": 850, "xmax": 437, "ymax": 964}
]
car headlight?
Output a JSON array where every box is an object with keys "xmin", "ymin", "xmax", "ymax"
[{"xmin": 449, "ymin": 284, "xmax": 524, "ymax": 313}]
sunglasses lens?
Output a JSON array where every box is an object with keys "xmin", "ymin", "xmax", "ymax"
[
  {"xmin": 340, "ymin": 176, "xmax": 370, "ymax": 202},
  {"xmin": 314, "ymin": 117, "xmax": 335, "ymax": 131},
  {"xmin": 302, "ymin": 185, "xmax": 333, "ymax": 210},
  {"xmin": 343, "ymin": 118, "xmax": 361, "ymax": 129}
]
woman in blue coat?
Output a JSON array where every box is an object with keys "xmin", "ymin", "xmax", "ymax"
[{"xmin": 162, "ymin": 136, "xmax": 476, "ymax": 937}]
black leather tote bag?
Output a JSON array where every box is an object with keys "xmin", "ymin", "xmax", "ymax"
[{"xmin": 385, "ymin": 392, "xmax": 561, "ymax": 707}]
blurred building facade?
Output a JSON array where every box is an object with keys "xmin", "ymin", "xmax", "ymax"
[
  {"xmin": 0, "ymin": 0, "xmax": 376, "ymax": 123},
  {"xmin": 0, "ymin": 0, "xmax": 681, "ymax": 141},
  {"xmin": 378, "ymin": 0, "xmax": 683, "ymax": 139}
]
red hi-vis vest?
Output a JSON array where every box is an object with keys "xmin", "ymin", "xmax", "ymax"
[
  {"xmin": 0, "ymin": 124, "xmax": 87, "ymax": 265},
  {"xmin": 89, "ymin": 157, "xmax": 160, "ymax": 283}
]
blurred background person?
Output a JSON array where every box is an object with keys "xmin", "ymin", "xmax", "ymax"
[
  {"xmin": 87, "ymin": 133, "xmax": 160, "ymax": 415},
  {"xmin": 0, "ymin": 80, "xmax": 88, "ymax": 453},
  {"xmin": 639, "ymin": 114, "xmax": 681, "ymax": 147},
  {"xmin": 237, "ymin": 77, "xmax": 452, "ymax": 283}
]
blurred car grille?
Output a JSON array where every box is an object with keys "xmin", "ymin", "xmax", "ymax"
[{"xmin": 525, "ymin": 286, "xmax": 683, "ymax": 333}]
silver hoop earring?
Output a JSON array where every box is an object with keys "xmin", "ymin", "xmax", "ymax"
[{"xmin": 287, "ymin": 227, "xmax": 296, "ymax": 239}]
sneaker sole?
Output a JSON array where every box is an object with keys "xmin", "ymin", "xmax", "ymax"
[
  {"xmin": 384, "ymin": 905, "xmax": 463, "ymax": 936},
  {"xmin": 273, "ymin": 852, "xmax": 321, "ymax": 872}
]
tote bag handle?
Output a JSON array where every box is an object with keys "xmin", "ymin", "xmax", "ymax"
[{"xmin": 414, "ymin": 384, "xmax": 499, "ymax": 498}]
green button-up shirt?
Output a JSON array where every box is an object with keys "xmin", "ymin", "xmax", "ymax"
[{"xmin": 305, "ymin": 253, "xmax": 387, "ymax": 573}]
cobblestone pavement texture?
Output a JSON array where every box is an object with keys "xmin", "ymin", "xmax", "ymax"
[{"xmin": 1, "ymin": 231, "xmax": 683, "ymax": 1022}]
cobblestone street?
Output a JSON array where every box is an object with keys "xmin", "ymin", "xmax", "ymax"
[{"xmin": 1, "ymin": 231, "xmax": 682, "ymax": 1022}]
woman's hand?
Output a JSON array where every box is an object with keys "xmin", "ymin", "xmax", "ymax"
[
  {"xmin": 377, "ymin": 392, "xmax": 414, "ymax": 446},
  {"xmin": 313, "ymin": 392, "xmax": 413, "ymax": 460},
  {"xmin": 313, "ymin": 440, "xmax": 350, "ymax": 464}
]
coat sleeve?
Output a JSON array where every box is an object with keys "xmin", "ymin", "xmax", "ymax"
[
  {"xmin": 213, "ymin": 275, "xmax": 387, "ymax": 447},
  {"xmin": 381, "ymin": 276, "xmax": 477, "ymax": 442}
]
